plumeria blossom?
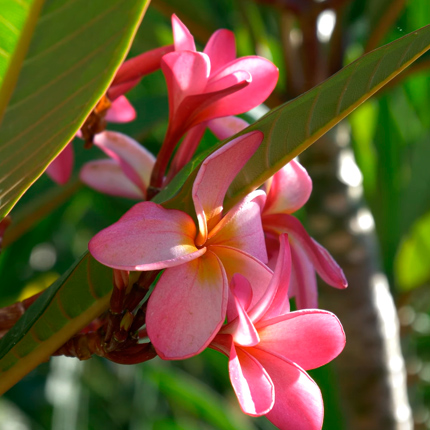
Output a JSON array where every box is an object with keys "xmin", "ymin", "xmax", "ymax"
[
  {"xmin": 210, "ymin": 235, "xmax": 346, "ymax": 430},
  {"xmin": 46, "ymin": 44, "xmax": 174, "ymax": 185},
  {"xmin": 79, "ymin": 131, "xmax": 156, "ymax": 200},
  {"xmin": 151, "ymin": 14, "xmax": 279, "ymax": 188},
  {"xmin": 207, "ymin": 115, "xmax": 347, "ymax": 309},
  {"xmin": 89, "ymin": 131, "xmax": 276, "ymax": 360},
  {"xmin": 262, "ymin": 163, "xmax": 347, "ymax": 309}
]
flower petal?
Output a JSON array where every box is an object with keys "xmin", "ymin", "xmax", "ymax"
[
  {"xmin": 46, "ymin": 143, "xmax": 74, "ymax": 185},
  {"xmin": 250, "ymin": 234, "xmax": 291, "ymax": 323},
  {"xmin": 229, "ymin": 345, "xmax": 274, "ymax": 416},
  {"xmin": 263, "ymin": 213, "xmax": 348, "ymax": 289},
  {"xmin": 221, "ymin": 274, "xmax": 260, "ymax": 347},
  {"xmin": 204, "ymin": 29, "xmax": 236, "ymax": 75},
  {"xmin": 109, "ymin": 45, "xmax": 174, "ymax": 99},
  {"xmin": 207, "ymin": 190, "xmax": 267, "ymax": 263},
  {"xmin": 263, "ymin": 160, "xmax": 312, "ymax": 215},
  {"xmin": 80, "ymin": 159, "xmax": 144, "ymax": 199},
  {"xmin": 290, "ymin": 241, "xmax": 318, "ymax": 309},
  {"xmin": 212, "ymin": 245, "xmax": 272, "ymax": 311},
  {"xmin": 226, "ymin": 271, "xmax": 253, "ymax": 322},
  {"xmin": 146, "ymin": 250, "xmax": 227, "ymax": 359},
  {"xmin": 251, "ymin": 349, "xmax": 324, "ymax": 430},
  {"xmin": 162, "ymin": 50, "xmax": 209, "ymax": 116},
  {"xmin": 192, "ymin": 131, "xmax": 263, "ymax": 246},
  {"xmin": 208, "ymin": 116, "xmax": 249, "ymax": 140},
  {"xmin": 93, "ymin": 131, "xmax": 155, "ymax": 195},
  {"xmin": 172, "ymin": 14, "xmax": 196, "ymax": 52},
  {"xmin": 89, "ymin": 202, "xmax": 204, "ymax": 270},
  {"xmin": 256, "ymin": 309, "xmax": 346, "ymax": 370},
  {"xmin": 206, "ymin": 56, "xmax": 278, "ymax": 116},
  {"xmin": 105, "ymin": 96, "xmax": 136, "ymax": 123}
]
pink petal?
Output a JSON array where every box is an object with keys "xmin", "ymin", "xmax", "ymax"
[
  {"xmin": 212, "ymin": 245, "xmax": 272, "ymax": 311},
  {"xmin": 89, "ymin": 202, "xmax": 204, "ymax": 271},
  {"xmin": 221, "ymin": 274, "xmax": 260, "ymax": 347},
  {"xmin": 251, "ymin": 349, "xmax": 324, "ymax": 430},
  {"xmin": 229, "ymin": 345, "xmax": 274, "ymax": 416},
  {"xmin": 226, "ymin": 271, "xmax": 253, "ymax": 322},
  {"xmin": 208, "ymin": 116, "xmax": 249, "ymax": 140},
  {"xmin": 109, "ymin": 44, "xmax": 174, "ymax": 98},
  {"xmin": 162, "ymin": 51, "xmax": 209, "ymax": 116},
  {"xmin": 167, "ymin": 123, "xmax": 206, "ymax": 183},
  {"xmin": 256, "ymin": 309, "xmax": 346, "ymax": 370},
  {"xmin": 46, "ymin": 142, "xmax": 74, "ymax": 185},
  {"xmin": 263, "ymin": 160, "xmax": 312, "ymax": 215},
  {"xmin": 204, "ymin": 29, "xmax": 236, "ymax": 75},
  {"xmin": 170, "ymin": 79, "xmax": 249, "ymax": 137},
  {"xmin": 192, "ymin": 131, "xmax": 263, "ymax": 246},
  {"xmin": 250, "ymin": 234, "xmax": 291, "ymax": 323},
  {"xmin": 290, "ymin": 241, "xmax": 319, "ymax": 309},
  {"xmin": 79, "ymin": 159, "xmax": 144, "ymax": 200},
  {"xmin": 146, "ymin": 250, "xmax": 227, "ymax": 359},
  {"xmin": 207, "ymin": 190, "xmax": 267, "ymax": 263},
  {"xmin": 263, "ymin": 213, "xmax": 348, "ymax": 289},
  {"xmin": 93, "ymin": 131, "xmax": 155, "ymax": 196},
  {"xmin": 105, "ymin": 96, "xmax": 136, "ymax": 123},
  {"xmin": 172, "ymin": 14, "xmax": 196, "ymax": 52},
  {"xmin": 206, "ymin": 56, "xmax": 278, "ymax": 116},
  {"xmin": 205, "ymin": 70, "xmax": 251, "ymax": 93}
]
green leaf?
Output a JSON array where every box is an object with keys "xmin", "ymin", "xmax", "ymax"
[
  {"xmin": 0, "ymin": 0, "xmax": 151, "ymax": 219},
  {"xmin": 395, "ymin": 211, "xmax": 430, "ymax": 291},
  {"xmin": 0, "ymin": 253, "xmax": 112, "ymax": 395},
  {"xmin": 156, "ymin": 24, "xmax": 430, "ymax": 213},
  {"xmin": 0, "ymin": 0, "xmax": 45, "ymax": 121}
]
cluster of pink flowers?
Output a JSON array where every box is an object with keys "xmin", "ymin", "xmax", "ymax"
[{"xmin": 48, "ymin": 15, "xmax": 348, "ymax": 430}]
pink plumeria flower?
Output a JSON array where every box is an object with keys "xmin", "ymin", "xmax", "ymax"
[
  {"xmin": 151, "ymin": 14, "xmax": 279, "ymax": 188},
  {"xmin": 262, "ymin": 163, "xmax": 347, "ymax": 309},
  {"xmin": 210, "ymin": 235, "xmax": 346, "ymax": 430},
  {"xmin": 46, "ymin": 44, "xmax": 174, "ymax": 185},
  {"xmin": 79, "ymin": 131, "xmax": 156, "ymax": 200},
  {"xmin": 208, "ymin": 116, "xmax": 347, "ymax": 309},
  {"xmin": 89, "ymin": 131, "xmax": 274, "ymax": 360}
]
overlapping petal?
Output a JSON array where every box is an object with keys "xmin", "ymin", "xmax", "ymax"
[
  {"xmin": 256, "ymin": 310, "xmax": 346, "ymax": 370},
  {"xmin": 79, "ymin": 159, "xmax": 144, "ymax": 199},
  {"xmin": 192, "ymin": 131, "xmax": 263, "ymax": 245},
  {"xmin": 146, "ymin": 250, "xmax": 227, "ymax": 359},
  {"xmin": 172, "ymin": 14, "xmax": 195, "ymax": 51},
  {"xmin": 92, "ymin": 131, "xmax": 155, "ymax": 195},
  {"xmin": 289, "ymin": 242, "xmax": 318, "ymax": 309},
  {"xmin": 263, "ymin": 213, "xmax": 347, "ymax": 289},
  {"xmin": 105, "ymin": 96, "xmax": 136, "ymax": 123},
  {"xmin": 207, "ymin": 191, "xmax": 267, "ymax": 263},
  {"xmin": 230, "ymin": 345, "xmax": 274, "ymax": 416},
  {"xmin": 263, "ymin": 160, "xmax": 312, "ymax": 215},
  {"xmin": 208, "ymin": 116, "xmax": 249, "ymax": 140},
  {"xmin": 251, "ymin": 349, "xmax": 324, "ymax": 430},
  {"xmin": 89, "ymin": 202, "xmax": 205, "ymax": 270},
  {"xmin": 46, "ymin": 143, "xmax": 74, "ymax": 185},
  {"xmin": 213, "ymin": 246, "xmax": 272, "ymax": 317},
  {"xmin": 203, "ymin": 29, "xmax": 236, "ymax": 75}
]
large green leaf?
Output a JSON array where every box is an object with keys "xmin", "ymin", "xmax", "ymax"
[
  {"xmin": 0, "ymin": 0, "xmax": 45, "ymax": 120},
  {"xmin": 0, "ymin": 0, "xmax": 150, "ymax": 219},
  {"xmin": 2, "ymin": 24, "xmax": 430, "ymax": 394},
  {"xmin": 0, "ymin": 253, "xmax": 112, "ymax": 395}
]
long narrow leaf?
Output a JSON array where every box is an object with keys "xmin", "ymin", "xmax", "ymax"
[{"xmin": 0, "ymin": 253, "xmax": 112, "ymax": 395}]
